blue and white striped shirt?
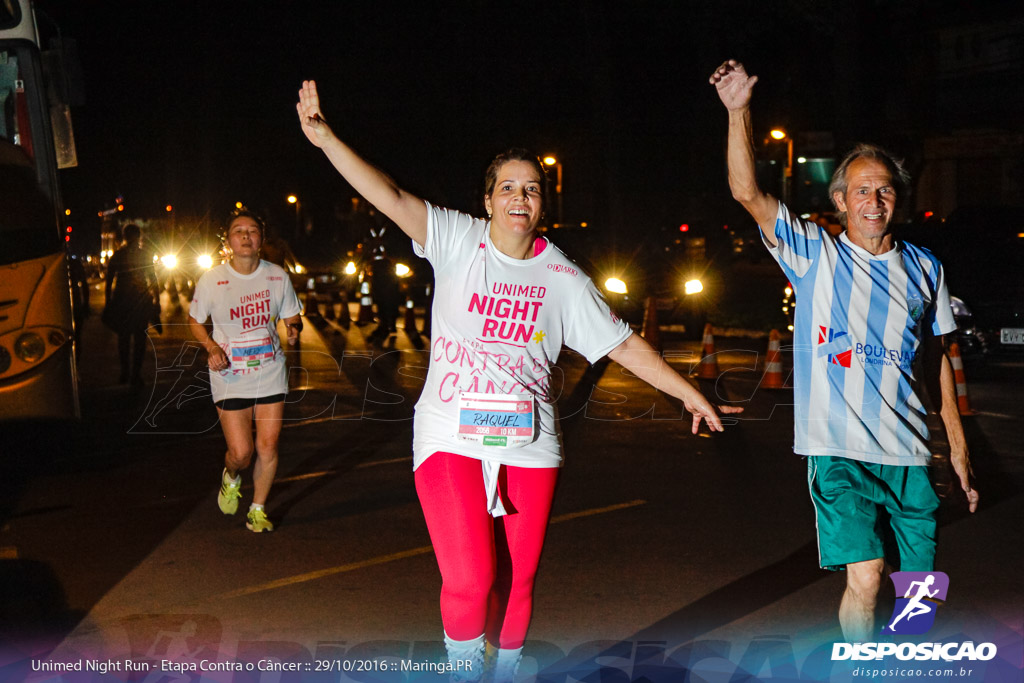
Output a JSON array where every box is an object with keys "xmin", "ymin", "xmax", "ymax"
[{"xmin": 763, "ymin": 204, "xmax": 956, "ymax": 466}]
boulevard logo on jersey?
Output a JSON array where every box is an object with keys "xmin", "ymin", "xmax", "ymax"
[
  {"xmin": 817, "ymin": 326, "xmax": 852, "ymax": 367},
  {"xmin": 832, "ymin": 571, "xmax": 998, "ymax": 663}
]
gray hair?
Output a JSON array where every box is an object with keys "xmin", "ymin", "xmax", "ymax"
[{"xmin": 828, "ymin": 143, "xmax": 910, "ymax": 227}]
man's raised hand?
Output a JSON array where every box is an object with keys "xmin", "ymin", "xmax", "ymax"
[{"xmin": 710, "ymin": 60, "xmax": 758, "ymax": 111}]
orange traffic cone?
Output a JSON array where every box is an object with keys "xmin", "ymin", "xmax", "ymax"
[
  {"xmin": 641, "ymin": 297, "xmax": 661, "ymax": 350},
  {"xmin": 761, "ymin": 329, "xmax": 785, "ymax": 389},
  {"xmin": 357, "ymin": 280, "xmax": 375, "ymax": 325},
  {"xmin": 696, "ymin": 323, "xmax": 719, "ymax": 379},
  {"xmin": 948, "ymin": 341, "xmax": 975, "ymax": 415},
  {"xmin": 403, "ymin": 296, "xmax": 419, "ymax": 337}
]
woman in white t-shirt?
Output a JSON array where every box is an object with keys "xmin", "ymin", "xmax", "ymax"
[
  {"xmin": 188, "ymin": 210, "xmax": 303, "ymax": 534},
  {"xmin": 297, "ymin": 80, "xmax": 740, "ymax": 682}
]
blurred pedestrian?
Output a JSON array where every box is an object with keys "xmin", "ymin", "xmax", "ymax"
[
  {"xmin": 711, "ymin": 59, "xmax": 978, "ymax": 641},
  {"xmin": 298, "ymin": 79, "xmax": 740, "ymax": 682},
  {"xmin": 188, "ymin": 210, "xmax": 303, "ymax": 533},
  {"xmin": 103, "ymin": 223, "xmax": 160, "ymax": 386},
  {"xmin": 260, "ymin": 233, "xmax": 296, "ymax": 270},
  {"xmin": 68, "ymin": 252, "xmax": 90, "ymax": 362},
  {"xmin": 366, "ymin": 252, "xmax": 401, "ymax": 345}
]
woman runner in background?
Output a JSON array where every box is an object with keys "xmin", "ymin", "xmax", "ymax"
[{"xmin": 189, "ymin": 210, "xmax": 303, "ymax": 533}]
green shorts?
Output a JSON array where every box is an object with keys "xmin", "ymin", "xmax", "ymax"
[{"xmin": 807, "ymin": 456, "xmax": 939, "ymax": 572}]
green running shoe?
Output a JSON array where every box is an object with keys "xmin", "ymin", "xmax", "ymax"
[
  {"xmin": 246, "ymin": 507, "xmax": 274, "ymax": 533},
  {"xmin": 217, "ymin": 470, "xmax": 242, "ymax": 515}
]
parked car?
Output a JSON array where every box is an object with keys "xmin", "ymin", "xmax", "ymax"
[
  {"xmin": 949, "ymin": 296, "xmax": 988, "ymax": 355},
  {"xmin": 896, "ymin": 207, "xmax": 1024, "ymax": 354}
]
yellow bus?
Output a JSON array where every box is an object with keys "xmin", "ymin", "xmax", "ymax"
[{"xmin": 0, "ymin": 0, "xmax": 79, "ymax": 421}]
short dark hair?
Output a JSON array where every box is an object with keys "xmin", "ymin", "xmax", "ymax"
[
  {"xmin": 122, "ymin": 223, "xmax": 141, "ymax": 242},
  {"xmin": 483, "ymin": 148, "xmax": 547, "ymax": 200},
  {"xmin": 829, "ymin": 143, "xmax": 911, "ymax": 226}
]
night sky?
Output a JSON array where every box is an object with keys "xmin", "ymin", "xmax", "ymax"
[{"xmin": 40, "ymin": 0, "xmax": 1019, "ymax": 259}]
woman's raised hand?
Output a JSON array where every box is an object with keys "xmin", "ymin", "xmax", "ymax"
[
  {"xmin": 293, "ymin": 79, "xmax": 428, "ymax": 246},
  {"xmin": 297, "ymin": 80, "xmax": 334, "ymax": 148}
]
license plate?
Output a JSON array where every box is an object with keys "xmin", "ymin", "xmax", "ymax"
[{"xmin": 1001, "ymin": 328, "xmax": 1024, "ymax": 344}]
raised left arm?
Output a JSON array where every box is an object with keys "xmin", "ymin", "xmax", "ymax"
[
  {"xmin": 606, "ymin": 332, "xmax": 742, "ymax": 434},
  {"xmin": 922, "ymin": 334, "xmax": 979, "ymax": 512}
]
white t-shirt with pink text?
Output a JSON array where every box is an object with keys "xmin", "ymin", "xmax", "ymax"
[
  {"xmin": 412, "ymin": 203, "xmax": 632, "ymax": 471},
  {"xmin": 190, "ymin": 260, "xmax": 302, "ymax": 403}
]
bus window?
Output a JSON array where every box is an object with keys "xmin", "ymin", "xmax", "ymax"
[
  {"xmin": 0, "ymin": 139, "xmax": 56, "ymax": 266},
  {"xmin": 0, "ymin": 3, "xmax": 19, "ymax": 30}
]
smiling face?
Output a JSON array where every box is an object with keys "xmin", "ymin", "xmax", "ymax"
[
  {"xmin": 226, "ymin": 215, "xmax": 263, "ymax": 258},
  {"xmin": 832, "ymin": 157, "xmax": 898, "ymax": 244},
  {"xmin": 484, "ymin": 160, "xmax": 544, "ymax": 238}
]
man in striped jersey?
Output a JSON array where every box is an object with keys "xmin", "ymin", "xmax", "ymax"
[{"xmin": 711, "ymin": 60, "xmax": 979, "ymax": 641}]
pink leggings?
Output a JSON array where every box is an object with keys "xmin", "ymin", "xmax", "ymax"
[{"xmin": 415, "ymin": 451, "xmax": 559, "ymax": 649}]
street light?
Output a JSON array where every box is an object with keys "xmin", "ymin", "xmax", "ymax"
[
  {"xmin": 769, "ymin": 129, "xmax": 793, "ymax": 207},
  {"xmin": 542, "ymin": 156, "xmax": 563, "ymax": 228},
  {"xmin": 287, "ymin": 194, "xmax": 301, "ymax": 239}
]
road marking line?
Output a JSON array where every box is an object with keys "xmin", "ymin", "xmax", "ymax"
[
  {"xmin": 274, "ymin": 458, "xmax": 412, "ymax": 484},
  {"xmin": 222, "ymin": 499, "xmax": 647, "ymax": 600},
  {"xmin": 281, "ymin": 411, "xmax": 368, "ymax": 429},
  {"xmin": 549, "ymin": 499, "xmax": 646, "ymax": 524},
  {"xmin": 222, "ymin": 547, "xmax": 433, "ymax": 599},
  {"xmin": 275, "ymin": 470, "xmax": 336, "ymax": 483},
  {"xmin": 356, "ymin": 456, "xmax": 413, "ymax": 469}
]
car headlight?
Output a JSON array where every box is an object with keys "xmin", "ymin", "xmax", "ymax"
[
  {"xmin": 15, "ymin": 333, "xmax": 46, "ymax": 363},
  {"xmin": 344, "ymin": 261, "xmax": 358, "ymax": 275},
  {"xmin": 197, "ymin": 254, "xmax": 214, "ymax": 269},
  {"xmin": 160, "ymin": 254, "xmax": 178, "ymax": 269},
  {"xmin": 605, "ymin": 277, "xmax": 628, "ymax": 294},
  {"xmin": 684, "ymin": 279, "xmax": 704, "ymax": 295},
  {"xmin": 395, "ymin": 263, "xmax": 411, "ymax": 278}
]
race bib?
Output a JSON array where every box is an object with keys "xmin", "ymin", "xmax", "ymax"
[
  {"xmin": 229, "ymin": 336, "xmax": 275, "ymax": 371},
  {"xmin": 457, "ymin": 392, "xmax": 534, "ymax": 448}
]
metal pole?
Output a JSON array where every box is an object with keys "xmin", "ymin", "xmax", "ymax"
[
  {"xmin": 555, "ymin": 162, "xmax": 563, "ymax": 227},
  {"xmin": 783, "ymin": 138, "xmax": 793, "ymax": 207}
]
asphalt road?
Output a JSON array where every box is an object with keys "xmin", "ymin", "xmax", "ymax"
[{"xmin": 1, "ymin": 283, "xmax": 1020, "ymax": 683}]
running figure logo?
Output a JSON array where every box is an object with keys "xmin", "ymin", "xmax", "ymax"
[{"xmin": 882, "ymin": 571, "xmax": 949, "ymax": 635}]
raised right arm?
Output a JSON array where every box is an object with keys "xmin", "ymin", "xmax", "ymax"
[
  {"xmin": 709, "ymin": 60, "xmax": 779, "ymax": 246},
  {"xmin": 296, "ymin": 80, "xmax": 428, "ymax": 247}
]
